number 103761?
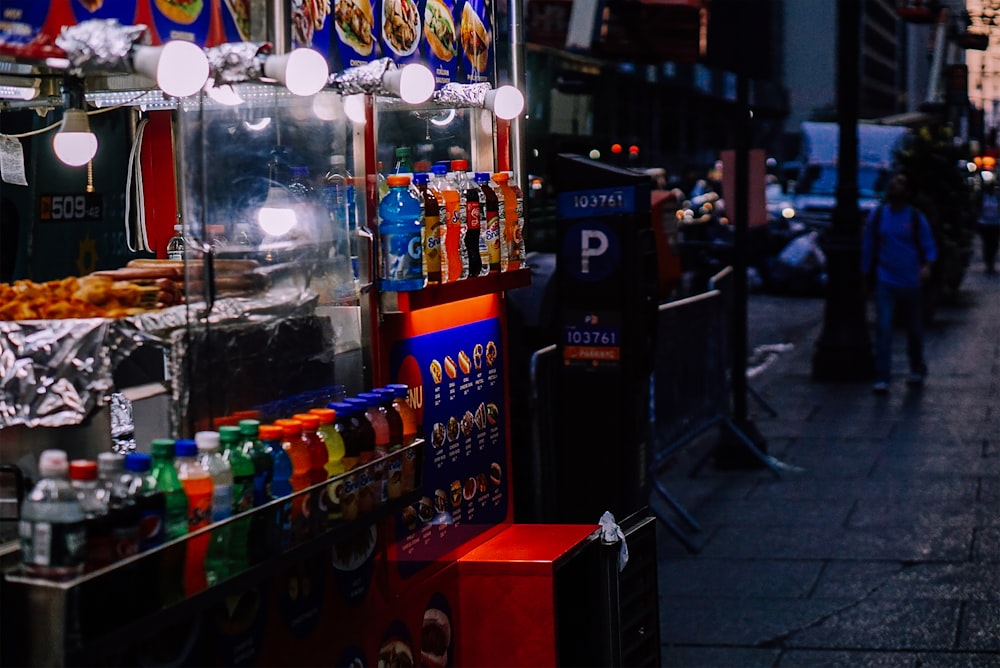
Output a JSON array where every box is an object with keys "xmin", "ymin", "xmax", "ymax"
[{"xmin": 570, "ymin": 191, "xmax": 625, "ymax": 209}]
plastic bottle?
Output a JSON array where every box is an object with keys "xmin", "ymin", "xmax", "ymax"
[
  {"xmin": 19, "ymin": 450, "xmax": 86, "ymax": 580},
  {"xmin": 175, "ymin": 439, "xmax": 213, "ymax": 595},
  {"xmin": 288, "ymin": 165, "xmax": 324, "ymax": 241},
  {"xmin": 491, "ymin": 172, "xmax": 517, "ymax": 271},
  {"xmin": 238, "ymin": 419, "xmax": 273, "ymax": 507},
  {"xmin": 376, "ymin": 160, "xmax": 389, "ymax": 201},
  {"xmin": 220, "ymin": 425, "xmax": 255, "ymax": 572},
  {"xmin": 329, "ymin": 402, "xmax": 361, "ymax": 472},
  {"xmin": 323, "ymin": 154, "xmax": 358, "ymax": 292},
  {"xmin": 386, "ymin": 383, "xmax": 419, "ymax": 445},
  {"xmin": 357, "ymin": 392, "xmax": 391, "ymax": 459},
  {"xmin": 262, "ymin": 424, "xmax": 292, "ymax": 499},
  {"xmin": 196, "ymin": 431, "xmax": 232, "ymax": 586},
  {"xmin": 150, "ymin": 439, "xmax": 188, "ymax": 541},
  {"xmin": 394, "ymin": 146, "xmax": 414, "ymax": 175},
  {"xmin": 375, "ymin": 388, "xmax": 405, "ymax": 500},
  {"xmin": 70, "ymin": 459, "xmax": 114, "ymax": 572},
  {"xmin": 455, "ymin": 160, "xmax": 485, "ymax": 277},
  {"xmin": 275, "ymin": 418, "xmax": 310, "ymax": 542},
  {"xmin": 293, "ymin": 412, "xmax": 329, "ymax": 485},
  {"xmin": 432, "ymin": 163, "xmax": 463, "ymax": 282},
  {"xmin": 310, "ymin": 407, "xmax": 345, "ymax": 477},
  {"xmin": 476, "ymin": 172, "xmax": 502, "ymax": 273},
  {"xmin": 344, "ymin": 397, "xmax": 376, "ymax": 466},
  {"xmin": 506, "ymin": 171, "xmax": 526, "ymax": 269},
  {"xmin": 166, "ymin": 224, "xmax": 186, "ymax": 261},
  {"xmin": 260, "ymin": 423, "xmax": 292, "ymax": 553},
  {"xmin": 379, "ymin": 174, "xmax": 426, "ymax": 292},
  {"xmin": 414, "ymin": 173, "xmax": 443, "ymax": 284},
  {"xmin": 97, "ymin": 452, "xmax": 137, "ymax": 564},
  {"xmin": 119, "ymin": 452, "xmax": 165, "ymax": 553}
]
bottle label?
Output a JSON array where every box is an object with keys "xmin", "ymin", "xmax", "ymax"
[
  {"xmin": 212, "ymin": 484, "xmax": 234, "ymax": 522},
  {"xmin": 466, "ymin": 201, "xmax": 481, "ymax": 230},
  {"xmin": 484, "ymin": 210, "xmax": 501, "ymax": 268},
  {"xmin": 423, "ymin": 213, "xmax": 442, "ymax": 276},
  {"xmin": 234, "ymin": 476, "xmax": 255, "ymax": 513},
  {"xmin": 20, "ymin": 519, "xmax": 86, "ymax": 569},
  {"xmin": 381, "ymin": 230, "xmax": 425, "ymax": 288}
]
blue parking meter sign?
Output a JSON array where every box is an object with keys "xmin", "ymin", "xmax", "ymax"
[{"xmin": 560, "ymin": 220, "xmax": 621, "ymax": 282}]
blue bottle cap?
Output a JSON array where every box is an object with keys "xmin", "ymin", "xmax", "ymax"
[
  {"xmin": 328, "ymin": 401, "xmax": 355, "ymax": 417},
  {"xmin": 124, "ymin": 452, "xmax": 153, "ymax": 473},
  {"xmin": 431, "ymin": 164, "xmax": 448, "ymax": 175},
  {"xmin": 357, "ymin": 392, "xmax": 384, "ymax": 406},
  {"xmin": 474, "ymin": 172, "xmax": 490, "ymax": 182},
  {"xmin": 413, "ymin": 173, "xmax": 430, "ymax": 185},
  {"xmin": 385, "ymin": 383, "xmax": 409, "ymax": 397},
  {"xmin": 175, "ymin": 439, "xmax": 197, "ymax": 457},
  {"xmin": 344, "ymin": 397, "xmax": 370, "ymax": 412},
  {"xmin": 373, "ymin": 388, "xmax": 396, "ymax": 402}
]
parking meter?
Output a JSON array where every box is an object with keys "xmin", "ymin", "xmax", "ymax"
[{"xmin": 547, "ymin": 154, "xmax": 658, "ymax": 523}]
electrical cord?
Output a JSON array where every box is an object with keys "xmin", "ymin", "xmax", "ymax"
[{"xmin": 124, "ymin": 115, "xmax": 151, "ymax": 252}]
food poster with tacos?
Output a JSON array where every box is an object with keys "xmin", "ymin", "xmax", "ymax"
[
  {"xmin": 389, "ymin": 316, "xmax": 510, "ymax": 579},
  {"xmin": 329, "ymin": 0, "xmax": 379, "ymax": 69},
  {"xmin": 456, "ymin": 0, "xmax": 491, "ymax": 83}
]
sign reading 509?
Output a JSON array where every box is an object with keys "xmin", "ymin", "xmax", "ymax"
[{"xmin": 38, "ymin": 193, "xmax": 103, "ymax": 222}]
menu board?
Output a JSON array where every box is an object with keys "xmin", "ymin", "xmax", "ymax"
[{"xmin": 389, "ymin": 317, "xmax": 507, "ymax": 578}]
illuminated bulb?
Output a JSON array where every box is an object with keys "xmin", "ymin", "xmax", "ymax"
[
  {"xmin": 382, "ymin": 64, "xmax": 435, "ymax": 104},
  {"xmin": 53, "ymin": 109, "xmax": 97, "ymax": 166},
  {"xmin": 132, "ymin": 41, "xmax": 209, "ymax": 98},
  {"xmin": 257, "ymin": 187, "xmax": 298, "ymax": 236},
  {"xmin": 483, "ymin": 85, "xmax": 524, "ymax": 120},
  {"xmin": 263, "ymin": 49, "xmax": 329, "ymax": 96},
  {"xmin": 589, "ymin": 149, "xmax": 601, "ymax": 160},
  {"xmin": 781, "ymin": 207, "xmax": 796, "ymax": 219},
  {"xmin": 343, "ymin": 94, "xmax": 367, "ymax": 124}
]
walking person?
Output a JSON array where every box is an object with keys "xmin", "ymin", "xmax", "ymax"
[
  {"xmin": 977, "ymin": 182, "xmax": 999, "ymax": 275},
  {"xmin": 861, "ymin": 173, "xmax": 937, "ymax": 394}
]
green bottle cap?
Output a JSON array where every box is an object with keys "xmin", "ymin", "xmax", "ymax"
[
  {"xmin": 219, "ymin": 425, "xmax": 241, "ymax": 443},
  {"xmin": 150, "ymin": 438, "xmax": 175, "ymax": 457},
  {"xmin": 238, "ymin": 419, "xmax": 260, "ymax": 436}
]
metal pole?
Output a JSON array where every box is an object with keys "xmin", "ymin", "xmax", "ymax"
[{"xmin": 811, "ymin": 0, "xmax": 874, "ymax": 381}]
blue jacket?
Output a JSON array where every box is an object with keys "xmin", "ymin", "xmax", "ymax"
[{"xmin": 860, "ymin": 204, "xmax": 937, "ymax": 289}]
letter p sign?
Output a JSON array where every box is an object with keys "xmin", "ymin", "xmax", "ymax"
[
  {"xmin": 562, "ymin": 221, "xmax": 620, "ymax": 282},
  {"xmin": 580, "ymin": 230, "xmax": 609, "ymax": 274}
]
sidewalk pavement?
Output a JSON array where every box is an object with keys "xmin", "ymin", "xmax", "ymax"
[{"xmin": 654, "ymin": 265, "xmax": 999, "ymax": 667}]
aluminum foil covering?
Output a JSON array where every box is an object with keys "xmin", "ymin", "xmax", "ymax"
[
  {"xmin": 55, "ymin": 19, "xmax": 148, "ymax": 75},
  {"xmin": 330, "ymin": 57, "xmax": 393, "ymax": 96},
  {"xmin": 206, "ymin": 42, "xmax": 271, "ymax": 86},
  {"xmin": 1, "ymin": 318, "xmax": 122, "ymax": 428},
  {"xmin": 432, "ymin": 82, "xmax": 491, "ymax": 108},
  {"xmin": 0, "ymin": 290, "xmax": 318, "ymax": 429}
]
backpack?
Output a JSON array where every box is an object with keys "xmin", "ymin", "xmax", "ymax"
[{"xmin": 867, "ymin": 204, "xmax": 926, "ymax": 281}]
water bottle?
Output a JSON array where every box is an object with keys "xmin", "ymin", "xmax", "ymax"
[
  {"xmin": 379, "ymin": 174, "xmax": 425, "ymax": 291},
  {"xmin": 323, "ymin": 154, "xmax": 358, "ymax": 299},
  {"xmin": 19, "ymin": 449, "xmax": 86, "ymax": 580},
  {"xmin": 196, "ymin": 431, "xmax": 232, "ymax": 586},
  {"xmin": 70, "ymin": 459, "xmax": 115, "ymax": 572}
]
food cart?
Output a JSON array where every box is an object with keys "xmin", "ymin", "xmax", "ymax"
[{"xmin": 0, "ymin": 2, "xmax": 658, "ymax": 665}]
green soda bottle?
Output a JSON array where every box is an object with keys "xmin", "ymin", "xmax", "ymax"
[
  {"xmin": 220, "ymin": 425, "xmax": 255, "ymax": 574},
  {"xmin": 238, "ymin": 419, "xmax": 273, "ymax": 564},
  {"xmin": 149, "ymin": 438, "xmax": 187, "ymax": 604}
]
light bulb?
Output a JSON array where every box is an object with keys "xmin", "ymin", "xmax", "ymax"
[
  {"xmin": 343, "ymin": 94, "xmax": 367, "ymax": 125},
  {"xmin": 257, "ymin": 187, "xmax": 298, "ymax": 236},
  {"xmin": 263, "ymin": 49, "xmax": 329, "ymax": 96},
  {"xmin": 382, "ymin": 64, "xmax": 435, "ymax": 104},
  {"xmin": 53, "ymin": 109, "xmax": 97, "ymax": 166},
  {"xmin": 132, "ymin": 41, "xmax": 209, "ymax": 98},
  {"xmin": 483, "ymin": 86, "xmax": 525, "ymax": 120}
]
